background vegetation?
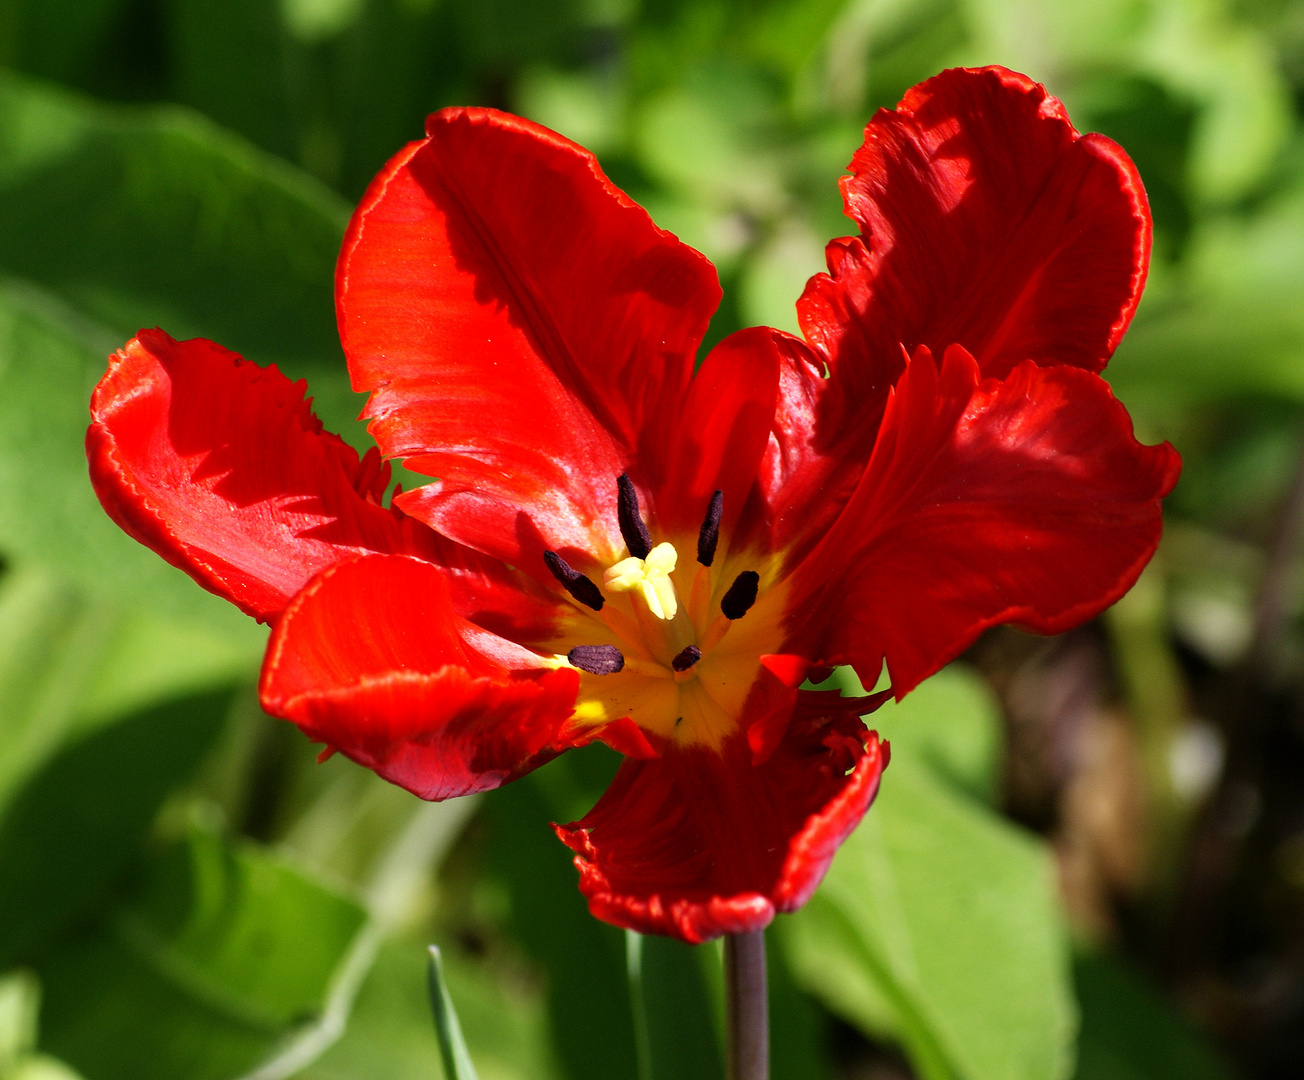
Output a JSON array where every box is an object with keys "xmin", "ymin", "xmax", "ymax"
[{"xmin": 0, "ymin": 0, "xmax": 1301, "ymax": 1077}]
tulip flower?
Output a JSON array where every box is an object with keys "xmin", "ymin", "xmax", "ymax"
[{"xmin": 88, "ymin": 65, "xmax": 1179, "ymax": 947}]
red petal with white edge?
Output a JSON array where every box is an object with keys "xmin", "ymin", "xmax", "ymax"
[
  {"xmin": 261, "ymin": 554, "xmax": 580, "ymax": 801},
  {"xmin": 796, "ymin": 345, "xmax": 1181, "ymax": 697},
  {"xmin": 554, "ymin": 714, "xmax": 888, "ymax": 944},
  {"xmin": 87, "ymin": 330, "xmax": 438, "ymax": 622},
  {"xmin": 798, "ymin": 66, "xmax": 1149, "ymax": 456},
  {"xmin": 338, "ymin": 107, "xmax": 721, "ymax": 568}
]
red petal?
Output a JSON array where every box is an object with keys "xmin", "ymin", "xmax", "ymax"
[
  {"xmin": 796, "ymin": 345, "xmax": 1181, "ymax": 696},
  {"xmin": 337, "ymin": 107, "xmax": 721, "ymax": 566},
  {"xmin": 87, "ymin": 330, "xmax": 437, "ymax": 622},
  {"xmin": 554, "ymin": 715, "xmax": 888, "ymax": 944},
  {"xmin": 798, "ymin": 66, "xmax": 1150, "ymax": 457},
  {"xmin": 260, "ymin": 554, "xmax": 580, "ymax": 800},
  {"xmin": 656, "ymin": 326, "xmax": 780, "ymax": 538}
]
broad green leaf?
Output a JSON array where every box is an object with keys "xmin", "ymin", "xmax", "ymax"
[
  {"xmin": 0, "ymin": 561, "xmax": 255, "ymax": 817},
  {"xmin": 1072, "ymin": 953, "xmax": 1232, "ymax": 1080},
  {"xmin": 37, "ymin": 822, "xmax": 367, "ymax": 1080},
  {"xmin": 767, "ymin": 932, "xmax": 834, "ymax": 1080},
  {"xmin": 783, "ymin": 754, "xmax": 1076, "ymax": 1080},
  {"xmin": 0, "ymin": 687, "xmax": 234, "ymax": 970},
  {"xmin": 167, "ymin": 0, "xmax": 299, "ymax": 162},
  {"xmin": 427, "ymin": 947, "xmax": 479, "ymax": 1080},
  {"xmin": 0, "ymin": 274, "xmax": 313, "ymax": 634},
  {"xmin": 0, "ymin": 71, "xmax": 362, "ymax": 437},
  {"xmin": 825, "ymin": 664, "xmax": 1004, "ymax": 804}
]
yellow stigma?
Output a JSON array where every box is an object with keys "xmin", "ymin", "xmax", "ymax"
[{"xmin": 602, "ymin": 541, "xmax": 679, "ymax": 620}]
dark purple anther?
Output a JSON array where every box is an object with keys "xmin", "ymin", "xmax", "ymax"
[
  {"xmin": 543, "ymin": 550, "xmax": 604, "ymax": 611},
  {"xmin": 568, "ymin": 644, "xmax": 625, "ymax": 675}
]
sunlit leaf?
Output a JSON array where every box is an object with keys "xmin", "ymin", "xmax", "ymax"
[
  {"xmin": 0, "ymin": 71, "xmax": 361, "ymax": 435},
  {"xmin": 783, "ymin": 754, "xmax": 1076, "ymax": 1080}
]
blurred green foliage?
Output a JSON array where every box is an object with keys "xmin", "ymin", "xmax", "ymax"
[{"xmin": 0, "ymin": 0, "xmax": 1299, "ymax": 1077}]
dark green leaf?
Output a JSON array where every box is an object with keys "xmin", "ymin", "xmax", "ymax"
[
  {"xmin": 1072, "ymin": 953, "xmax": 1233, "ymax": 1080},
  {"xmin": 639, "ymin": 934, "xmax": 723, "ymax": 1080},
  {"xmin": 0, "ymin": 687, "xmax": 234, "ymax": 968},
  {"xmin": 38, "ymin": 823, "xmax": 367, "ymax": 1080},
  {"xmin": 484, "ymin": 755, "xmax": 641, "ymax": 1080}
]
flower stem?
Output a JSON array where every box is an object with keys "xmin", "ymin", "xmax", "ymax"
[{"xmin": 724, "ymin": 930, "xmax": 768, "ymax": 1080}]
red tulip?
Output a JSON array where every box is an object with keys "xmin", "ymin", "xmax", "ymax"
[{"xmin": 87, "ymin": 67, "xmax": 1179, "ymax": 943}]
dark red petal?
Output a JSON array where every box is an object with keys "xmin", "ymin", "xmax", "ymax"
[
  {"xmin": 797, "ymin": 345, "xmax": 1181, "ymax": 696},
  {"xmin": 87, "ymin": 330, "xmax": 438, "ymax": 622},
  {"xmin": 655, "ymin": 326, "xmax": 780, "ymax": 539},
  {"xmin": 554, "ymin": 715, "xmax": 888, "ymax": 944},
  {"xmin": 260, "ymin": 554, "xmax": 580, "ymax": 800},
  {"xmin": 338, "ymin": 107, "xmax": 721, "ymax": 566},
  {"xmin": 798, "ymin": 66, "xmax": 1150, "ymax": 456}
]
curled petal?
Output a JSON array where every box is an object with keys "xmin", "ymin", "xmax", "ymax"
[
  {"xmin": 554, "ymin": 714, "xmax": 888, "ymax": 944},
  {"xmin": 797, "ymin": 345, "xmax": 1181, "ymax": 696},
  {"xmin": 799, "ymin": 65, "xmax": 1150, "ymax": 458},
  {"xmin": 87, "ymin": 329, "xmax": 437, "ymax": 622},
  {"xmin": 338, "ymin": 107, "xmax": 721, "ymax": 567},
  {"xmin": 260, "ymin": 554, "xmax": 580, "ymax": 800}
]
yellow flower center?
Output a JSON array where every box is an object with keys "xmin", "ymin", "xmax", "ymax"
[{"xmin": 547, "ymin": 535, "xmax": 786, "ymax": 751}]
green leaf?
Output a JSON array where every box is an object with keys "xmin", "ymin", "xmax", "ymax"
[
  {"xmin": 0, "ymin": 283, "xmax": 257, "ymax": 633},
  {"xmin": 1072, "ymin": 953, "xmax": 1233, "ymax": 1080},
  {"xmin": 638, "ymin": 935, "xmax": 723, "ymax": 1080},
  {"xmin": 36, "ymin": 822, "xmax": 368, "ymax": 1080},
  {"xmin": 483, "ymin": 755, "xmax": 641, "ymax": 1080},
  {"xmin": 0, "ymin": 560, "xmax": 257, "ymax": 814},
  {"xmin": 0, "ymin": 71, "xmax": 364, "ymax": 437},
  {"xmin": 783, "ymin": 754, "xmax": 1076, "ymax": 1080},
  {"xmin": 0, "ymin": 687, "xmax": 235, "ymax": 969},
  {"xmin": 0, "ymin": 970, "xmax": 40, "ymax": 1063},
  {"xmin": 1, "ymin": 0, "xmax": 130, "ymax": 84},
  {"xmin": 0, "ymin": 558, "xmax": 259, "ymax": 971},
  {"xmin": 426, "ymin": 947, "xmax": 479, "ymax": 1080},
  {"xmin": 822, "ymin": 664, "xmax": 1004, "ymax": 804}
]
